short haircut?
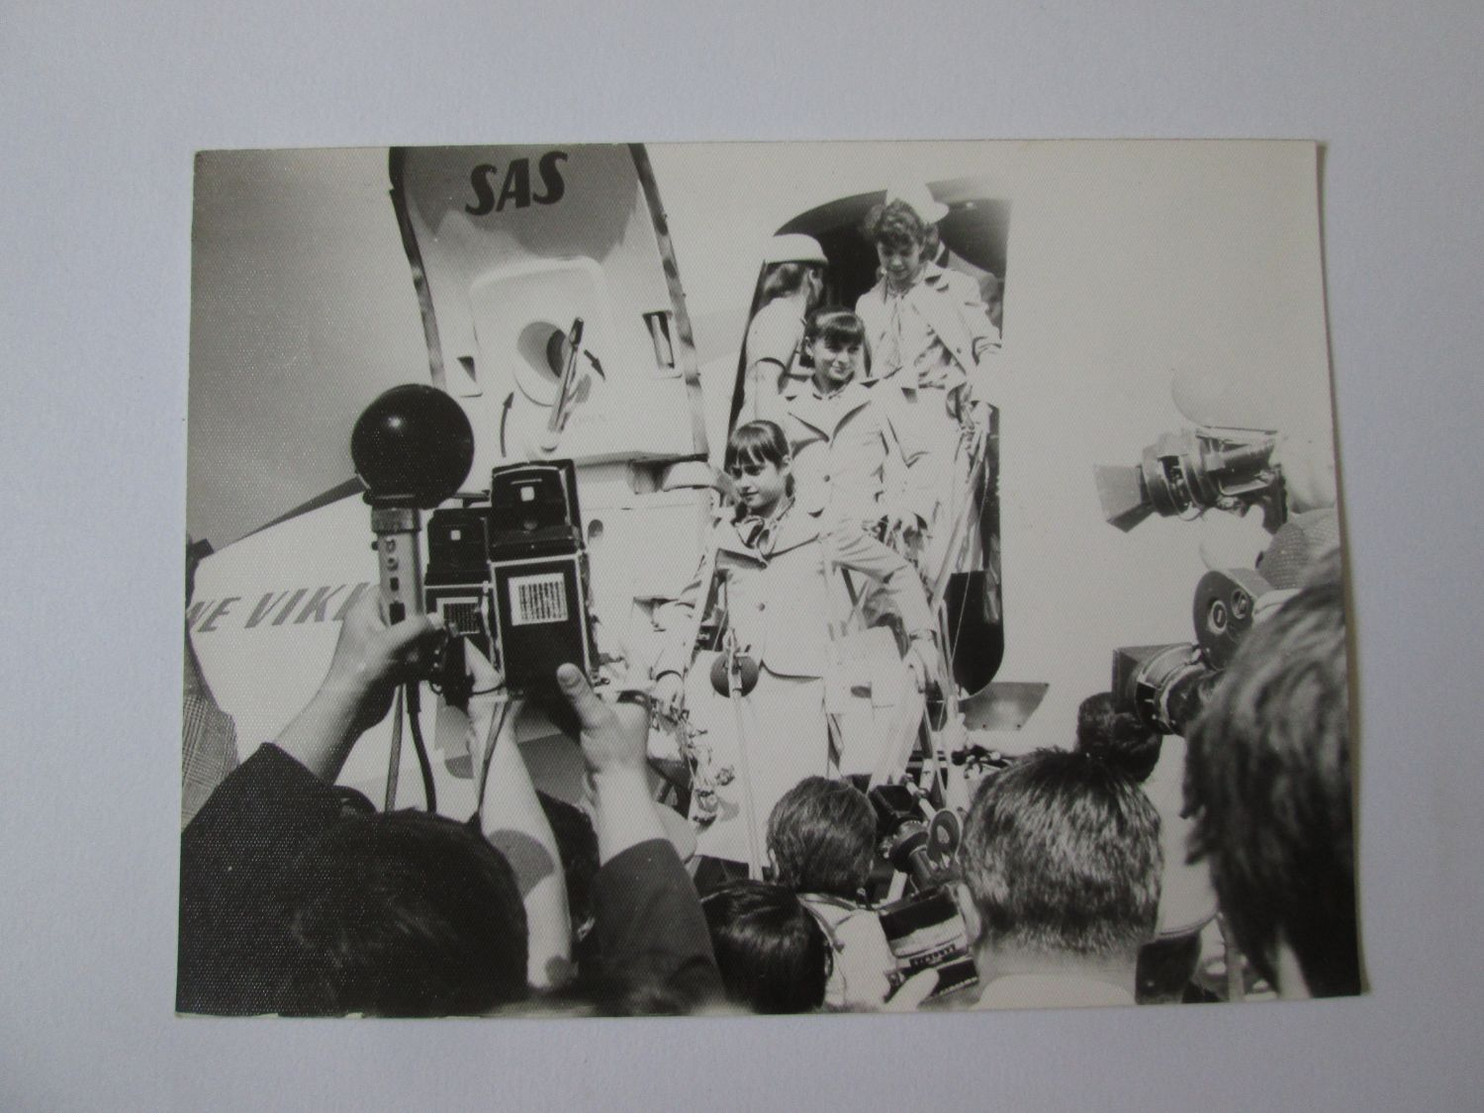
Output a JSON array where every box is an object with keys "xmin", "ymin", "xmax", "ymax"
[
  {"xmin": 862, "ymin": 198, "xmax": 934, "ymax": 252},
  {"xmin": 767, "ymin": 776, "xmax": 877, "ymax": 897},
  {"xmin": 1185, "ymin": 573, "xmax": 1359, "ymax": 997},
  {"xmin": 800, "ymin": 306, "xmax": 872, "ymax": 376},
  {"xmin": 960, "ymin": 749, "xmax": 1162, "ymax": 958},
  {"xmin": 701, "ymin": 881, "xmax": 829, "ymax": 1014},
  {"xmin": 280, "ymin": 811, "xmax": 529, "ymax": 1016},
  {"xmin": 1075, "ymin": 691, "xmax": 1163, "ymax": 784},
  {"xmin": 725, "ymin": 419, "xmax": 795, "ymax": 506}
]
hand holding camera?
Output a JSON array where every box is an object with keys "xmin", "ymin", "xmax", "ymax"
[{"xmin": 276, "ymin": 591, "xmax": 447, "ymax": 782}]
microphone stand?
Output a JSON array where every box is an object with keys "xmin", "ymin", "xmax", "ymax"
[{"xmin": 369, "ymin": 498, "xmax": 428, "ymax": 811}]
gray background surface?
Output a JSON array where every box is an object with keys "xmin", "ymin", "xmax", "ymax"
[{"xmin": 2, "ymin": 1, "xmax": 1481, "ymax": 1109}]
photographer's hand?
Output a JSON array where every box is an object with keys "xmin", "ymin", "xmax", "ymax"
[
  {"xmin": 556, "ymin": 663, "xmax": 667, "ymax": 863},
  {"xmin": 275, "ymin": 591, "xmax": 446, "ymax": 783}
]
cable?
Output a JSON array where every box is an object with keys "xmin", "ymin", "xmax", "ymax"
[
  {"xmin": 405, "ymin": 685, "xmax": 436, "ymax": 814},
  {"xmin": 382, "ymin": 686, "xmax": 404, "ymax": 812}
]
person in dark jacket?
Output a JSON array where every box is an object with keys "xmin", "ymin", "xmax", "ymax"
[{"xmin": 178, "ymin": 592, "xmax": 722, "ymax": 1016}]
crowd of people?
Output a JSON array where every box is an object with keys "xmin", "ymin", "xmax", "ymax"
[
  {"xmin": 178, "ymin": 541, "xmax": 1356, "ymax": 1015},
  {"xmin": 179, "ymin": 185, "xmax": 1360, "ymax": 1016}
]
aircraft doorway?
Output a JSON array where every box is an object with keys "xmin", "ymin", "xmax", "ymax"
[
  {"xmin": 728, "ymin": 180, "xmax": 1011, "ymax": 429},
  {"xmin": 775, "ymin": 180, "xmax": 1011, "ymax": 322}
]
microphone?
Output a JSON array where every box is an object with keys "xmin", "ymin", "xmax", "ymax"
[{"xmin": 350, "ymin": 384, "xmax": 475, "ymax": 626}]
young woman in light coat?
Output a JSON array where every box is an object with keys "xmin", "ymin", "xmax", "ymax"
[{"xmin": 652, "ymin": 421, "xmax": 935, "ymax": 869}]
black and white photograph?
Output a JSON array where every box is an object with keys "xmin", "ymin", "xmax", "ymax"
[
  {"xmin": 10, "ymin": 2, "xmax": 1484, "ymax": 1108},
  {"xmin": 180, "ymin": 140, "xmax": 1355, "ymax": 1017}
]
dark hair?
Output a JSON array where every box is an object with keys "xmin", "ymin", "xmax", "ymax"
[
  {"xmin": 767, "ymin": 776, "xmax": 877, "ymax": 897},
  {"xmin": 960, "ymin": 749, "xmax": 1162, "ymax": 958},
  {"xmin": 279, "ymin": 812, "xmax": 529, "ymax": 1016},
  {"xmin": 1185, "ymin": 574, "xmax": 1359, "ymax": 997},
  {"xmin": 724, "ymin": 421, "xmax": 795, "ymax": 512},
  {"xmin": 862, "ymin": 198, "xmax": 936, "ymax": 254},
  {"xmin": 799, "ymin": 306, "xmax": 871, "ymax": 376},
  {"xmin": 760, "ymin": 261, "xmax": 824, "ymax": 309},
  {"xmin": 725, "ymin": 420, "xmax": 790, "ymax": 474},
  {"xmin": 1075, "ymin": 692, "xmax": 1163, "ymax": 784},
  {"xmin": 701, "ymin": 881, "xmax": 829, "ymax": 1014}
]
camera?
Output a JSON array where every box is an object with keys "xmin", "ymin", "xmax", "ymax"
[
  {"xmin": 1111, "ymin": 566, "xmax": 1276, "ymax": 736},
  {"xmin": 423, "ymin": 459, "xmax": 599, "ymax": 697},
  {"xmin": 1095, "ymin": 425, "xmax": 1286, "ymax": 533},
  {"xmin": 867, "ymin": 783, "xmax": 980, "ymax": 1002},
  {"xmin": 868, "ymin": 783, "xmax": 961, "ymax": 890}
]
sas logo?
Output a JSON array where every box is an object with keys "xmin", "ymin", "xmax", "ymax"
[{"xmin": 465, "ymin": 150, "xmax": 568, "ymax": 215}]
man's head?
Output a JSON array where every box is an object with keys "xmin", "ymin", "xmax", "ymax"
[
  {"xmin": 280, "ymin": 811, "xmax": 529, "ymax": 1016},
  {"xmin": 960, "ymin": 749, "xmax": 1162, "ymax": 961},
  {"xmin": 1076, "ymin": 691, "xmax": 1164, "ymax": 784},
  {"xmin": 1185, "ymin": 571, "xmax": 1359, "ymax": 997},
  {"xmin": 701, "ymin": 880, "xmax": 829, "ymax": 1014},
  {"xmin": 767, "ymin": 776, "xmax": 876, "ymax": 897}
]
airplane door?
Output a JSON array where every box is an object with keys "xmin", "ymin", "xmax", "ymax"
[
  {"xmin": 391, "ymin": 145, "xmax": 707, "ymax": 474},
  {"xmin": 762, "ymin": 182, "xmax": 1011, "ymax": 694}
]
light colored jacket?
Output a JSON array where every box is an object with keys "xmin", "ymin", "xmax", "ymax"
[
  {"xmin": 654, "ymin": 501, "xmax": 933, "ymax": 681},
  {"xmin": 772, "ymin": 381, "xmax": 931, "ymax": 529},
  {"xmin": 855, "ymin": 262, "xmax": 1002, "ymax": 402},
  {"xmin": 801, "ymin": 893, "xmax": 895, "ymax": 1010}
]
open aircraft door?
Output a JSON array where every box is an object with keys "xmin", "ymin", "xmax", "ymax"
[
  {"xmin": 190, "ymin": 145, "xmax": 721, "ymax": 817},
  {"xmin": 758, "ymin": 180, "xmax": 1013, "ymax": 695},
  {"xmin": 390, "ymin": 144, "xmax": 719, "ymax": 671},
  {"xmin": 390, "ymin": 144, "xmax": 707, "ymax": 469}
]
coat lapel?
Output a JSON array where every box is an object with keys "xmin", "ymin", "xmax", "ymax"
[
  {"xmin": 715, "ymin": 519, "xmax": 766, "ymax": 564},
  {"xmin": 910, "ymin": 265, "xmax": 974, "ymax": 371},
  {"xmin": 787, "ymin": 382, "xmax": 872, "ymax": 440},
  {"xmin": 765, "ymin": 500, "xmax": 824, "ymax": 557}
]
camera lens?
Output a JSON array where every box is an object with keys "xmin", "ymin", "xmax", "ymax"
[
  {"xmin": 1230, "ymin": 589, "xmax": 1251, "ymax": 620},
  {"xmin": 1207, "ymin": 599, "xmax": 1229, "ymax": 633}
]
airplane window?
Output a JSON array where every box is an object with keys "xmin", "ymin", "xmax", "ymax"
[
  {"xmin": 545, "ymin": 328, "xmax": 573, "ymax": 380},
  {"xmin": 512, "ymin": 321, "xmax": 568, "ymax": 406}
]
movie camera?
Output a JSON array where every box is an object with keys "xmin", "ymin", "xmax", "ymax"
[
  {"xmin": 1095, "ymin": 413, "xmax": 1339, "ymax": 736},
  {"xmin": 1095, "ymin": 425, "xmax": 1286, "ymax": 534},
  {"xmin": 1110, "ymin": 566, "xmax": 1281, "ymax": 737},
  {"xmin": 866, "ymin": 781, "xmax": 981, "ymax": 1000},
  {"xmin": 868, "ymin": 781, "xmax": 962, "ymax": 890}
]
